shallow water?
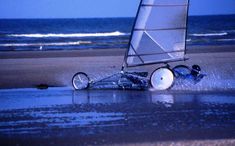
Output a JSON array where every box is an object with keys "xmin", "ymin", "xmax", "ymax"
[
  {"xmin": 0, "ymin": 88, "xmax": 235, "ymax": 145},
  {"xmin": 1, "ymin": 88, "xmax": 235, "ymax": 110}
]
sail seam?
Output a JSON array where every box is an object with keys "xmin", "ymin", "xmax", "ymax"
[
  {"xmin": 145, "ymin": 31, "xmax": 175, "ymax": 59},
  {"xmin": 144, "ymin": 31, "xmax": 171, "ymax": 57}
]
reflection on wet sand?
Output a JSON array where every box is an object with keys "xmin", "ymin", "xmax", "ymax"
[
  {"xmin": 0, "ymin": 89, "xmax": 235, "ymax": 146},
  {"xmin": 1, "ymin": 89, "xmax": 235, "ymax": 111},
  {"xmin": 72, "ymin": 90, "xmax": 235, "ymax": 105}
]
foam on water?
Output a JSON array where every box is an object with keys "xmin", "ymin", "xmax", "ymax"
[
  {"xmin": 0, "ymin": 41, "xmax": 91, "ymax": 47},
  {"xmin": 7, "ymin": 31, "xmax": 129, "ymax": 38},
  {"xmin": 217, "ymin": 38, "xmax": 235, "ymax": 42},
  {"xmin": 190, "ymin": 32, "xmax": 228, "ymax": 37}
]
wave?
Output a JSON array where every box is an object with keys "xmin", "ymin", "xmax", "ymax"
[
  {"xmin": 216, "ymin": 38, "xmax": 235, "ymax": 42},
  {"xmin": 228, "ymin": 30, "xmax": 235, "ymax": 33},
  {"xmin": 186, "ymin": 39, "xmax": 191, "ymax": 42},
  {"xmin": 190, "ymin": 32, "xmax": 228, "ymax": 37},
  {"xmin": 0, "ymin": 41, "xmax": 91, "ymax": 47},
  {"xmin": 7, "ymin": 31, "xmax": 129, "ymax": 38}
]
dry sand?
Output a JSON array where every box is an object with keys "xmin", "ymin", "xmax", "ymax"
[{"xmin": 0, "ymin": 45, "xmax": 235, "ymax": 89}]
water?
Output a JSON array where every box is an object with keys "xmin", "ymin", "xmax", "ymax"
[
  {"xmin": 188, "ymin": 15, "xmax": 235, "ymax": 46},
  {"xmin": 0, "ymin": 89, "xmax": 235, "ymax": 145},
  {"xmin": 0, "ymin": 15, "xmax": 235, "ymax": 51},
  {"xmin": 1, "ymin": 88, "xmax": 235, "ymax": 110},
  {"xmin": 0, "ymin": 18, "xmax": 132, "ymax": 51}
]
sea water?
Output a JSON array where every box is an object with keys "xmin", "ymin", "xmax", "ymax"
[{"xmin": 0, "ymin": 15, "xmax": 235, "ymax": 51}]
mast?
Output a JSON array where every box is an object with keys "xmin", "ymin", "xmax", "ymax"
[{"xmin": 122, "ymin": 0, "xmax": 143, "ymax": 71}]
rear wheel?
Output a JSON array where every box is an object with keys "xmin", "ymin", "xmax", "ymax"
[
  {"xmin": 72, "ymin": 72, "xmax": 89, "ymax": 90},
  {"xmin": 150, "ymin": 68, "xmax": 174, "ymax": 90}
]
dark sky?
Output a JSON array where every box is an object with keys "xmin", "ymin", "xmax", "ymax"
[{"xmin": 0, "ymin": 0, "xmax": 235, "ymax": 18}]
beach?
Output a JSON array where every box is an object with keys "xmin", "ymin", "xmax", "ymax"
[
  {"xmin": 0, "ymin": 45, "xmax": 235, "ymax": 90},
  {"xmin": 1, "ymin": 5, "xmax": 235, "ymax": 146},
  {"xmin": 0, "ymin": 15, "xmax": 235, "ymax": 90}
]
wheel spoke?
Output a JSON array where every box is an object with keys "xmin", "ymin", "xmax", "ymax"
[{"xmin": 72, "ymin": 73, "xmax": 89, "ymax": 90}]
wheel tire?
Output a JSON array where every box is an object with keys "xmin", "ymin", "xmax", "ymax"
[
  {"xmin": 72, "ymin": 72, "xmax": 90, "ymax": 90},
  {"xmin": 172, "ymin": 65, "xmax": 191, "ymax": 78},
  {"xmin": 150, "ymin": 68, "xmax": 174, "ymax": 90}
]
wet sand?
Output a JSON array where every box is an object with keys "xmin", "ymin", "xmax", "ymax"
[
  {"xmin": 0, "ymin": 89, "xmax": 235, "ymax": 145},
  {"xmin": 0, "ymin": 45, "xmax": 235, "ymax": 89}
]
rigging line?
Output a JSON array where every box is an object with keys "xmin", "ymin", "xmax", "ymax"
[
  {"xmin": 122, "ymin": 0, "xmax": 143, "ymax": 69},
  {"xmin": 184, "ymin": 0, "xmax": 190, "ymax": 55}
]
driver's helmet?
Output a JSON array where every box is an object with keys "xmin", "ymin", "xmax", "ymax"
[{"xmin": 191, "ymin": 65, "xmax": 201, "ymax": 76}]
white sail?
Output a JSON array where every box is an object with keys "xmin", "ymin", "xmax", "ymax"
[{"xmin": 126, "ymin": 0, "xmax": 189, "ymax": 66}]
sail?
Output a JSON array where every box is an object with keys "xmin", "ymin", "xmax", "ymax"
[{"xmin": 126, "ymin": 0, "xmax": 189, "ymax": 67}]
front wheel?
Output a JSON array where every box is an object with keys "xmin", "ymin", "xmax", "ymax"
[
  {"xmin": 72, "ymin": 72, "xmax": 90, "ymax": 90},
  {"xmin": 150, "ymin": 68, "xmax": 174, "ymax": 90}
]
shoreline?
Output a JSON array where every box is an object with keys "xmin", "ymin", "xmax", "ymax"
[{"xmin": 0, "ymin": 45, "xmax": 234, "ymax": 59}]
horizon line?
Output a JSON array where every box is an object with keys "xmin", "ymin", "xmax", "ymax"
[{"xmin": 0, "ymin": 14, "xmax": 235, "ymax": 20}]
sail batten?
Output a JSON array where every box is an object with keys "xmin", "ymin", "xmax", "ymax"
[
  {"xmin": 141, "ymin": 4, "xmax": 188, "ymax": 6},
  {"xmin": 134, "ymin": 28, "xmax": 187, "ymax": 31},
  {"xmin": 128, "ymin": 49, "xmax": 186, "ymax": 56},
  {"xmin": 126, "ymin": 0, "xmax": 189, "ymax": 67}
]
